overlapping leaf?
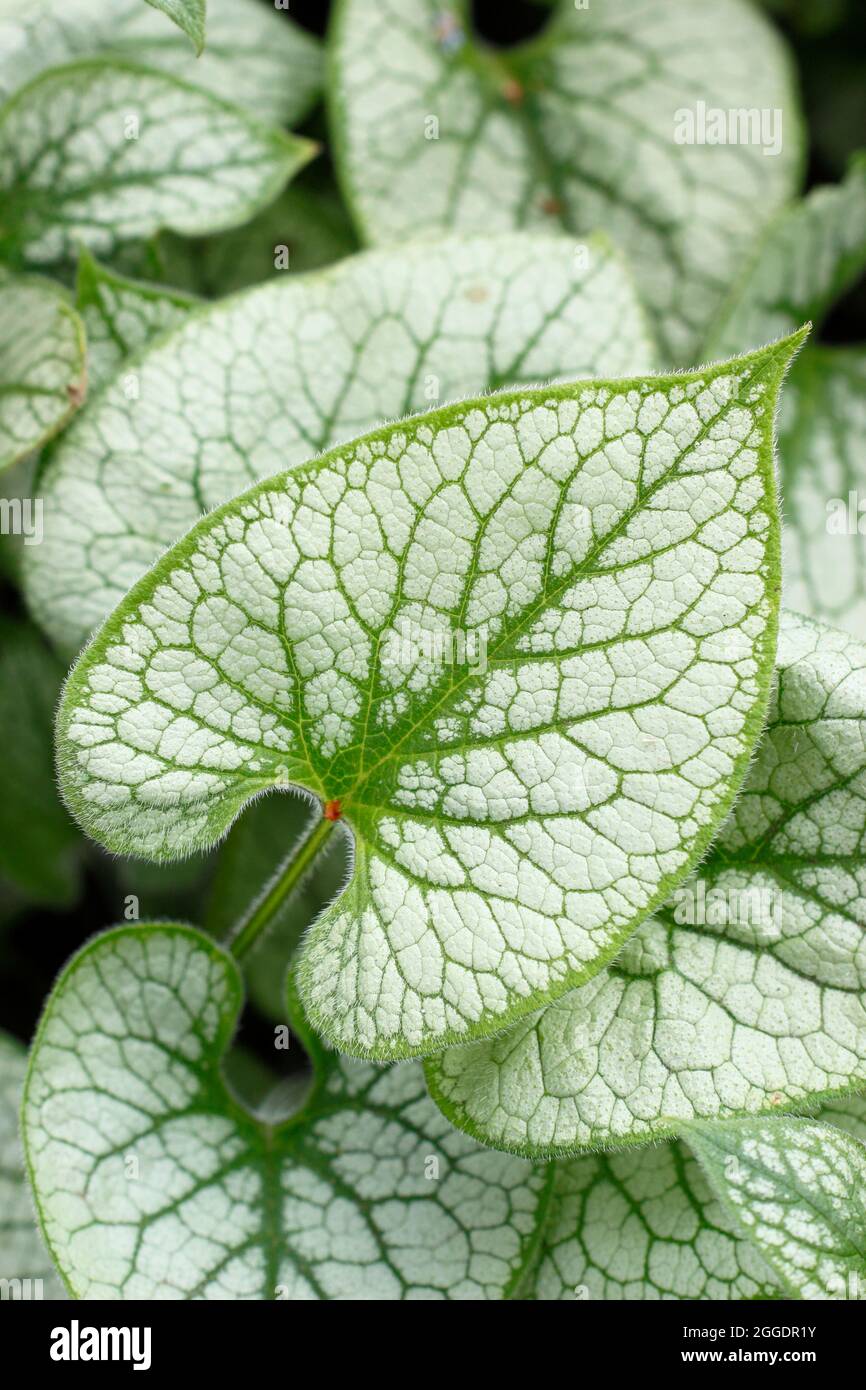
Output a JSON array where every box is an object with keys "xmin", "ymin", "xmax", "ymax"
[
  {"xmin": 820, "ymin": 1093, "xmax": 866, "ymax": 1145},
  {"xmin": 22, "ymin": 924, "xmax": 550, "ymax": 1300},
  {"xmin": 778, "ymin": 348, "xmax": 866, "ymax": 638},
  {"xmin": 687, "ymin": 1116, "xmax": 866, "ymax": 1301},
  {"xmin": 23, "ymin": 927, "xmax": 865, "ymax": 1301},
  {"xmin": 529, "ymin": 1140, "xmax": 779, "ymax": 1300},
  {"xmin": 146, "ymin": 0, "xmax": 206, "ymax": 55},
  {"xmin": 0, "ymin": 0, "xmax": 321, "ymax": 126},
  {"xmin": 0, "ymin": 276, "xmax": 86, "ymax": 471},
  {"xmin": 330, "ymin": 0, "xmax": 801, "ymax": 361},
  {"xmin": 705, "ymin": 155, "xmax": 866, "ymax": 360},
  {"xmin": 529, "ymin": 1101, "xmax": 866, "ymax": 1301},
  {"xmin": 75, "ymin": 252, "xmax": 196, "ymax": 392},
  {"xmin": 428, "ymin": 611, "xmax": 866, "ymax": 1152},
  {"xmin": 56, "ymin": 334, "xmax": 800, "ymax": 1058},
  {"xmin": 157, "ymin": 177, "xmax": 359, "ymax": 296},
  {"xmin": 25, "ymin": 231, "xmax": 655, "ymax": 655},
  {"xmin": 702, "ymin": 159, "xmax": 866, "ymax": 639},
  {"xmin": 0, "ymin": 1031, "xmax": 65, "ymax": 1299},
  {"xmin": 0, "ymin": 59, "xmax": 316, "ymax": 269}
]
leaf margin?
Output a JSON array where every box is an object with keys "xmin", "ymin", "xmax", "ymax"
[
  {"xmin": 21, "ymin": 918, "xmax": 556, "ymax": 1301},
  {"xmin": 55, "ymin": 328, "xmax": 806, "ymax": 1060},
  {"xmin": 0, "ymin": 55, "xmax": 319, "ymax": 267}
]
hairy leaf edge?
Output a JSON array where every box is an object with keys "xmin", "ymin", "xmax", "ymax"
[
  {"xmin": 20, "ymin": 920, "xmax": 555, "ymax": 1300},
  {"xmin": 55, "ymin": 330, "xmax": 807, "ymax": 1060}
]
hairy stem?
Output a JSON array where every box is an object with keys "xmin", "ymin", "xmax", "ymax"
[{"xmin": 228, "ymin": 813, "xmax": 338, "ymax": 960}]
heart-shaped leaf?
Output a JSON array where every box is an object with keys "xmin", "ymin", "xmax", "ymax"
[
  {"xmin": 0, "ymin": 0, "xmax": 321, "ymax": 126},
  {"xmin": 145, "ymin": 0, "xmax": 205, "ymax": 55},
  {"xmin": 427, "ymin": 610, "xmax": 866, "ymax": 1149},
  {"xmin": 57, "ymin": 333, "xmax": 802, "ymax": 1058},
  {"xmin": 21, "ymin": 923, "xmax": 550, "ymax": 1300},
  {"xmin": 687, "ymin": 1115, "xmax": 866, "ymax": 1301},
  {"xmin": 0, "ymin": 275, "xmax": 86, "ymax": 471},
  {"xmin": 25, "ymin": 230, "xmax": 655, "ymax": 655},
  {"xmin": 0, "ymin": 59, "xmax": 317, "ymax": 269},
  {"xmin": 0, "ymin": 1031, "xmax": 65, "ymax": 1299},
  {"xmin": 329, "ymin": 0, "xmax": 801, "ymax": 361},
  {"xmin": 75, "ymin": 251, "xmax": 196, "ymax": 393}
]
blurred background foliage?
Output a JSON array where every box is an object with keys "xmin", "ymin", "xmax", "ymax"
[{"xmin": 0, "ymin": 0, "xmax": 864, "ymax": 1104}]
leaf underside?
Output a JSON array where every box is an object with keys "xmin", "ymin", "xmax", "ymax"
[
  {"xmin": 427, "ymin": 611, "xmax": 866, "ymax": 1152},
  {"xmin": 57, "ymin": 334, "xmax": 801, "ymax": 1059},
  {"xmin": 26, "ymin": 231, "xmax": 655, "ymax": 655},
  {"xmin": 22, "ymin": 924, "xmax": 550, "ymax": 1301}
]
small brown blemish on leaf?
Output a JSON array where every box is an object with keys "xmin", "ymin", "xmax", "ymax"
[
  {"xmin": 501, "ymin": 77, "xmax": 524, "ymax": 106},
  {"xmin": 324, "ymin": 799, "xmax": 343, "ymax": 822},
  {"xmin": 540, "ymin": 196, "xmax": 564, "ymax": 217},
  {"xmin": 67, "ymin": 378, "xmax": 86, "ymax": 408},
  {"xmin": 465, "ymin": 285, "xmax": 489, "ymax": 302},
  {"xmin": 770, "ymin": 1092, "xmax": 784, "ymax": 1106}
]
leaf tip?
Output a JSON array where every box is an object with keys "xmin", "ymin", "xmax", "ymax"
[{"xmin": 778, "ymin": 320, "xmax": 811, "ymax": 359}]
